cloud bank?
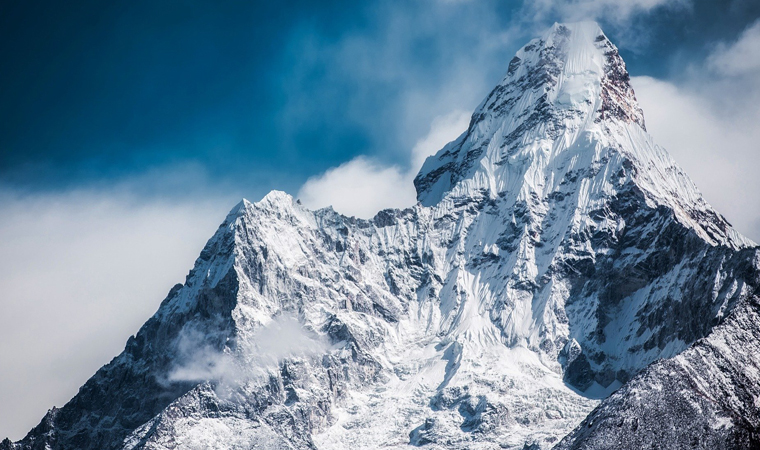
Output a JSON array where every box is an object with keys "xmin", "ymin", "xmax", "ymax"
[
  {"xmin": 297, "ymin": 110, "xmax": 470, "ymax": 218},
  {"xmin": 632, "ymin": 18, "xmax": 760, "ymax": 242},
  {"xmin": 297, "ymin": 157, "xmax": 415, "ymax": 218},
  {"xmin": 707, "ymin": 19, "xmax": 760, "ymax": 76},
  {"xmin": 0, "ymin": 183, "xmax": 234, "ymax": 440}
]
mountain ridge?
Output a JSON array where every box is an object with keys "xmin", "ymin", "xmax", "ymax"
[
  {"xmin": 5, "ymin": 21, "xmax": 760, "ymax": 450},
  {"xmin": 555, "ymin": 290, "xmax": 760, "ymax": 449}
]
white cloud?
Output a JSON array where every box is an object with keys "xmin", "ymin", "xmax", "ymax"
[
  {"xmin": 297, "ymin": 157, "xmax": 415, "ymax": 218},
  {"xmin": 166, "ymin": 327, "xmax": 240, "ymax": 386},
  {"xmin": 297, "ymin": 110, "xmax": 470, "ymax": 218},
  {"xmin": 519, "ymin": 0, "xmax": 693, "ymax": 50},
  {"xmin": 632, "ymin": 79, "xmax": 760, "ymax": 242},
  {"xmin": 0, "ymin": 186, "xmax": 234, "ymax": 440},
  {"xmin": 708, "ymin": 19, "xmax": 760, "ymax": 76},
  {"xmin": 629, "ymin": 18, "xmax": 760, "ymax": 243},
  {"xmin": 278, "ymin": 0, "xmax": 520, "ymax": 173},
  {"xmin": 167, "ymin": 315, "xmax": 326, "ymax": 397},
  {"xmin": 411, "ymin": 110, "xmax": 471, "ymax": 172}
]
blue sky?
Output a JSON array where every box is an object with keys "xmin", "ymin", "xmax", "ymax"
[
  {"xmin": 2, "ymin": 0, "xmax": 760, "ymax": 441},
  {"xmin": 1, "ymin": 0, "xmax": 758, "ymax": 197}
]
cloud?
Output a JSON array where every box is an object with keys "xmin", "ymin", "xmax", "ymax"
[
  {"xmin": 517, "ymin": 0, "xmax": 693, "ymax": 51},
  {"xmin": 297, "ymin": 110, "xmax": 470, "ymax": 218},
  {"xmin": 707, "ymin": 19, "xmax": 760, "ymax": 76},
  {"xmin": 631, "ymin": 20, "xmax": 760, "ymax": 242},
  {"xmin": 167, "ymin": 315, "xmax": 327, "ymax": 397},
  {"xmin": 245, "ymin": 314, "xmax": 326, "ymax": 364},
  {"xmin": 0, "ymin": 181, "xmax": 236, "ymax": 440},
  {"xmin": 297, "ymin": 157, "xmax": 415, "ymax": 218},
  {"xmin": 166, "ymin": 326, "xmax": 239, "ymax": 386},
  {"xmin": 411, "ymin": 110, "xmax": 471, "ymax": 172},
  {"xmin": 278, "ymin": 0, "xmax": 520, "ymax": 173}
]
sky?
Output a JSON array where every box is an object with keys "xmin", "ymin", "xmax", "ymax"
[{"xmin": 1, "ymin": 0, "xmax": 760, "ymax": 441}]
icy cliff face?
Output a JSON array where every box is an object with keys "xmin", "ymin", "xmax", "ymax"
[{"xmin": 5, "ymin": 22, "xmax": 760, "ymax": 450}]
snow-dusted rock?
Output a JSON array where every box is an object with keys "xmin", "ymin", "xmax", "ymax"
[
  {"xmin": 5, "ymin": 22, "xmax": 759, "ymax": 450},
  {"xmin": 555, "ymin": 292, "xmax": 760, "ymax": 450}
]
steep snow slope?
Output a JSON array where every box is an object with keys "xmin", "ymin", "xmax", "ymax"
[
  {"xmin": 4, "ymin": 22, "xmax": 759, "ymax": 450},
  {"xmin": 412, "ymin": 21, "xmax": 756, "ymax": 393}
]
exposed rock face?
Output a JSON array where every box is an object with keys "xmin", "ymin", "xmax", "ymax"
[
  {"xmin": 555, "ymin": 292, "xmax": 760, "ymax": 450},
  {"xmin": 5, "ymin": 21, "xmax": 759, "ymax": 450}
]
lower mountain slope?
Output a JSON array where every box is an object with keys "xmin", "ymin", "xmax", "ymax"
[
  {"xmin": 555, "ymin": 291, "xmax": 760, "ymax": 450},
  {"xmin": 6, "ymin": 186, "xmax": 758, "ymax": 449}
]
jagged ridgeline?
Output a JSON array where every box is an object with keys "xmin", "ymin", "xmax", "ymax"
[{"xmin": 5, "ymin": 21, "xmax": 760, "ymax": 450}]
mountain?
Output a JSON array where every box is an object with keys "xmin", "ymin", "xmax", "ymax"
[
  {"xmin": 555, "ymin": 293, "xmax": 760, "ymax": 450},
  {"xmin": 5, "ymin": 21, "xmax": 759, "ymax": 450}
]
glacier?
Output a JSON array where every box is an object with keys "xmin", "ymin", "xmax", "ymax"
[{"xmin": 4, "ymin": 21, "xmax": 760, "ymax": 450}]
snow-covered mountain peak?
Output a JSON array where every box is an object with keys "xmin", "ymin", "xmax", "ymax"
[
  {"xmin": 546, "ymin": 21, "xmax": 643, "ymax": 126},
  {"xmin": 226, "ymin": 198, "xmax": 252, "ymax": 220},
  {"xmin": 413, "ymin": 21, "xmax": 751, "ymax": 249},
  {"xmin": 8, "ymin": 22, "xmax": 760, "ymax": 450},
  {"xmin": 247, "ymin": 190, "xmax": 300, "ymax": 216},
  {"xmin": 258, "ymin": 189, "xmax": 294, "ymax": 205},
  {"xmin": 480, "ymin": 20, "xmax": 645, "ymax": 130},
  {"xmin": 414, "ymin": 21, "xmax": 648, "ymax": 207}
]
